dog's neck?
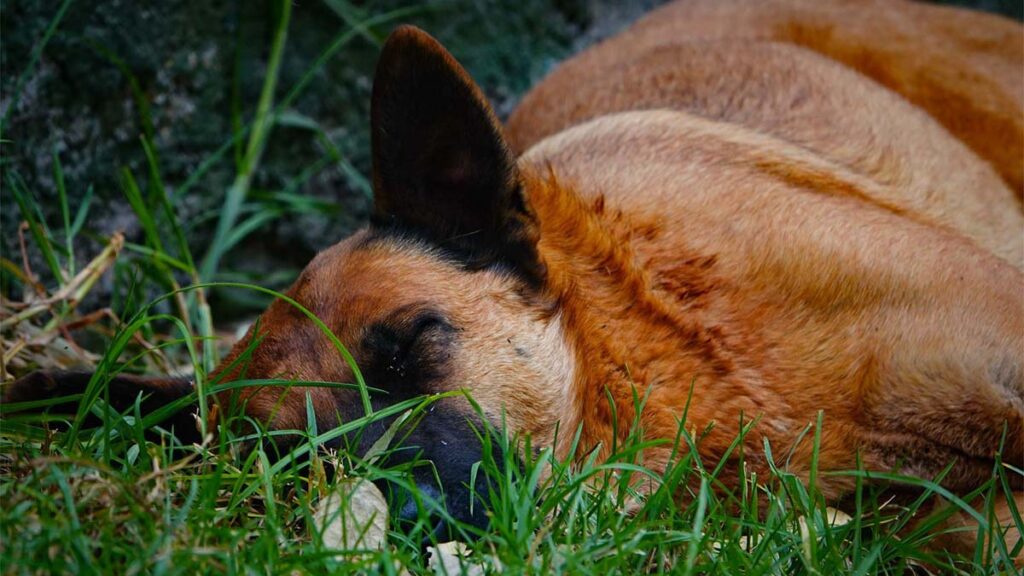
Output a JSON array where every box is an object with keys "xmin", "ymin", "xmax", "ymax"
[{"xmin": 529, "ymin": 171, "xmax": 733, "ymax": 463}]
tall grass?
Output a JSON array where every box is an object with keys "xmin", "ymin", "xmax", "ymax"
[{"xmin": 1, "ymin": 1, "xmax": 1022, "ymax": 575}]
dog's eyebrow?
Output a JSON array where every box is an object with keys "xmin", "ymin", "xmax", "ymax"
[
  {"xmin": 360, "ymin": 304, "xmax": 453, "ymax": 346},
  {"xmin": 377, "ymin": 301, "xmax": 441, "ymax": 322}
]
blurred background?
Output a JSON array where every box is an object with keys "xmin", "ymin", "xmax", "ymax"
[{"xmin": 2, "ymin": 0, "xmax": 1021, "ymax": 323}]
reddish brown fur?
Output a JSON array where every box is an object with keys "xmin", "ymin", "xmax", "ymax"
[
  {"xmin": 504, "ymin": 0, "xmax": 1024, "ymax": 553},
  {"xmin": 521, "ymin": 118, "xmax": 1022, "ymax": 493}
]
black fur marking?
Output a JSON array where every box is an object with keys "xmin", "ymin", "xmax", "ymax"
[
  {"xmin": 360, "ymin": 308, "xmax": 456, "ymax": 395},
  {"xmin": 356, "ymin": 223, "xmax": 537, "ymax": 285}
]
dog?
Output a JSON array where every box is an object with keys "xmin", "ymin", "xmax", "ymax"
[{"xmin": 6, "ymin": 0, "xmax": 1023, "ymax": 554}]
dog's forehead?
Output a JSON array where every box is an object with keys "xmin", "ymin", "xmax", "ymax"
[
  {"xmin": 316, "ymin": 232, "xmax": 458, "ymax": 285},
  {"xmin": 291, "ymin": 231, "xmax": 476, "ymax": 326}
]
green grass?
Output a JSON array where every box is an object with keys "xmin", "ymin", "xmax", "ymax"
[
  {"xmin": 2, "ymin": 1, "xmax": 1022, "ymax": 575},
  {"xmin": 2, "ymin": 360, "xmax": 1023, "ymax": 574}
]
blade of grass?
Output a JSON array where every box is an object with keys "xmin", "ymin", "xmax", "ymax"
[
  {"xmin": 139, "ymin": 135, "xmax": 216, "ymax": 369},
  {"xmin": 139, "ymin": 137, "xmax": 194, "ymax": 272},
  {"xmin": 120, "ymin": 168, "xmax": 192, "ymax": 332},
  {"xmin": 68, "ymin": 184, "xmax": 94, "ymax": 239},
  {"xmin": 199, "ymin": 0, "xmax": 292, "ymax": 281},
  {"xmin": 684, "ymin": 476, "xmax": 710, "ymax": 573},
  {"xmin": 52, "ymin": 150, "xmax": 74, "ymax": 277},
  {"xmin": 7, "ymin": 172, "xmax": 66, "ymax": 285}
]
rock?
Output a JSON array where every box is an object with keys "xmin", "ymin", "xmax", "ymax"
[{"xmin": 314, "ymin": 476, "xmax": 390, "ymax": 551}]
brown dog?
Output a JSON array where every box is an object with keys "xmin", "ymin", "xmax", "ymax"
[{"xmin": 7, "ymin": 0, "xmax": 1023, "ymax": 552}]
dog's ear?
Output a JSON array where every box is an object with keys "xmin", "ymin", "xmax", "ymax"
[{"xmin": 370, "ymin": 25, "xmax": 543, "ymax": 283}]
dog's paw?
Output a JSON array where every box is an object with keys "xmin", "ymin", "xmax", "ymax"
[{"xmin": 2, "ymin": 370, "xmax": 87, "ymax": 409}]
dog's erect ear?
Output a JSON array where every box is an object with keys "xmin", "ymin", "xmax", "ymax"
[{"xmin": 370, "ymin": 25, "xmax": 543, "ymax": 283}]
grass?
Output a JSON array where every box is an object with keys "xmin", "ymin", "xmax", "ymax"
[
  {"xmin": 2, "ymin": 352, "xmax": 1023, "ymax": 575},
  {"xmin": 2, "ymin": 1, "xmax": 1023, "ymax": 575}
]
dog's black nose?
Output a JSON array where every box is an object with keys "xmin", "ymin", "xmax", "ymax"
[
  {"xmin": 355, "ymin": 400, "xmax": 506, "ymax": 544},
  {"xmin": 393, "ymin": 480, "xmax": 442, "ymax": 524},
  {"xmin": 386, "ymin": 479, "xmax": 453, "ymax": 545}
]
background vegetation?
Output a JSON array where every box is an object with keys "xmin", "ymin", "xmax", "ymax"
[
  {"xmin": 1, "ymin": 0, "xmax": 1021, "ymax": 574},
  {"xmin": 1, "ymin": 0, "xmax": 599, "ymax": 319}
]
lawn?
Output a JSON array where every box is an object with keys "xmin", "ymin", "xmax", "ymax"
[{"xmin": 1, "ymin": 1, "xmax": 1021, "ymax": 574}]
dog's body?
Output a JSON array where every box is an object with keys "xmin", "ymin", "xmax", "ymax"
[
  {"xmin": 7, "ymin": 0, "xmax": 1023, "ymax": 552},
  {"xmin": 506, "ymin": 0, "xmax": 1024, "ymax": 496}
]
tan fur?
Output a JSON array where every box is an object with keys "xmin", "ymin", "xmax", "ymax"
[{"xmin": 508, "ymin": 0, "xmax": 1024, "ymax": 202}]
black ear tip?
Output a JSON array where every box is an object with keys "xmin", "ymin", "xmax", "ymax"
[
  {"xmin": 384, "ymin": 24, "xmax": 434, "ymax": 46},
  {"xmin": 380, "ymin": 25, "xmax": 447, "ymax": 63},
  {"xmin": 375, "ymin": 25, "xmax": 464, "ymax": 108}
]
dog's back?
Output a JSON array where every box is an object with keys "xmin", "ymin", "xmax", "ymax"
[{"xmin": 509, "ymin": 0, "xmax": 1024, "ymax": 266}]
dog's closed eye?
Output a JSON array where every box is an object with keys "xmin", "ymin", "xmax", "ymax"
[{"xmin": 362, "ymin": 311, "xmax": 455, "ymax": 387}]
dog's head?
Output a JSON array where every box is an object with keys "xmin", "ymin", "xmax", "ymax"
[{"xmin": 212, "ymin": 26, "xmax": 576, "ymax": 537}]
